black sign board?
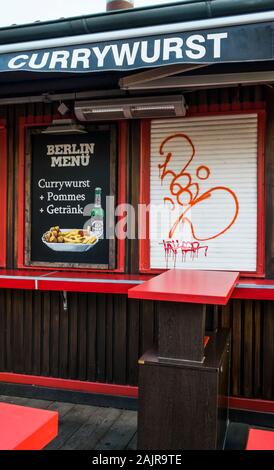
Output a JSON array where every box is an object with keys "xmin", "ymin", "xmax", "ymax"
[
  {"xmin": 25, "ymin": 125, "xmax": 116, "ymax": 268},
  {"xmin": 2, "ymin": 21, "xmax": 274, "ymax": 73}
]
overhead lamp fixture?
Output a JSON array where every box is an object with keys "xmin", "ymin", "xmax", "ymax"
[
  {"xmin": 41, "ymin": 119, "xmax": 87, "ymax": 135},
  {"xmin": 74, "ymin": 95, "xmax": 187, "ymax": 121}
]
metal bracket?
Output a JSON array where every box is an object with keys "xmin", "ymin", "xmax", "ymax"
[{"xmin": 62, "ymin": 291, "xmax": 68, "ymax": 311}]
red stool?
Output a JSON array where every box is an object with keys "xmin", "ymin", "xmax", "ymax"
[
  {"xmin": 0, "ymin": 402, "xmax": 58, "ymax": 450},
  {"xmin": 246, "ymin": 429, "xmax": 274, "ymax": 450}
]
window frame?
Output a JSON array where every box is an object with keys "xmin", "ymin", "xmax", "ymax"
[
  {"xmin": 17, "ymin": 116, "xmax": 127, "ymax": 273},
  {"xmin": 139, "ymin": 110, "xmax": 266, "ymax": 277}
]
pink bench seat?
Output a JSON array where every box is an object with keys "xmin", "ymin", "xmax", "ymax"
[
  {"xmin": 246, "ymin": 429, "xmax": 274, "ymax": 450},
  {"xmin": 0, "ymin": 402, "xmax": 58, "ymax": 450}
]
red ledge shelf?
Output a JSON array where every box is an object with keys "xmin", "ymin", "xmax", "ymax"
[
  {"xmin": 128, "ymin": 269, "xmax": 239, "ymax": 305},
  {"xmin": 0, "ymin": 270, "xmax": 152, "ymax": 294},
  {"xmin": 0, "ymin": 269, "xmax": 45, "ymax": 290},
  {"xmin": 2, "ymin": 270, "xmax": 274, "ymax": 300},
  {"xmin": 231, "ymin": 278, "xmax": 274, "ymax": 300}
]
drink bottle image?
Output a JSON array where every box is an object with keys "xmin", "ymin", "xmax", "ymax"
[{"xmin": 90, "ymin": 187, "xmax": 104, "ymax": 239}]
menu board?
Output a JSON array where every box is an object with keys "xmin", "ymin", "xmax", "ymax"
[{"xmin": 26, "ymin": 126, "xmax": 116, "ymax": 268}]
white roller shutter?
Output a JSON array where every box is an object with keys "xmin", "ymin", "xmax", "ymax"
[{"xmin": 150, "ymin": 114, "xmax": 258, "ymax": 272}]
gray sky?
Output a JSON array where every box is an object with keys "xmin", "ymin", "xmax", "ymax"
[{"xmin": 0, "ymin": 0, "xmax": 179, "ymax": 27}]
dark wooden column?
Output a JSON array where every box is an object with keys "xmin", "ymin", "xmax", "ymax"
[
  {"xmin": 158, "ymin": 302, "xmax": 206, "ymax": 362},
  {"xmin": 129, "ymin": 269, "xmax": 239, "ymax": 450}
]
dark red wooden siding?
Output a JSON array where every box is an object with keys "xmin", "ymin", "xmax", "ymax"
[{"xmin": 0, "ymin": 85, "xmax": 273, "ymax": 400}]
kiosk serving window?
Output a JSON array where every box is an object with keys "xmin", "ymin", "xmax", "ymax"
[
  {"xmin": 146, "ymin": 113, "xmax": 264, "ymax": 273},
  {"xmin": 24, "ymin": 124, "xmax": 116, "ymax": 269}
]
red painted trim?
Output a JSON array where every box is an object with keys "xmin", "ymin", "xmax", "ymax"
[
  {"xmin": 0, "ymin": 279, "xmax": 36, "ymax": 290},
  {"xmin": 0, "ymin": 122, "xmax": 7, "ymax": 267},
  {"xmin": 38, "ymin": 279, "xmax": 138, "ymax": 294},
  {"xmin": 1, "ymin": 372, "xmax": 273, "ymax": 413},
  {"xmin": 256, "ymin": 110, "xmax": 266, "ymax": 277},
  {"xmin": 117, "ymin": 120, "xmax": 127, "ymax": 272},
  {"xmin": 0, "ymin": 372, "xmax": 138, "ymax": 398},
  {"xmin": 17, "ymin": 117, "xmax": 126, "ymax": 272},
  {"xmin": 231, "ymin": 287, "xmax": 274, "ymax": 301},
  {"xmin": 139, "ymin": 109, "xmax": 266, "ymax": 277},
  {"xmin": 139, "ymin": 120, "xmax": 151, "ymax": 271},
  {"xmin": 230, "ymin": 396, "xmax": 274, "ymax": 414}
]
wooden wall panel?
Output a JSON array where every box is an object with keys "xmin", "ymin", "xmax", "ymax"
[
  {"xmin": 0, "ymin": 85, "xmax": 272, "ymax": 401},
  {"xmin": 0, "ymin": 290, "xmax": 158, "ymax": 388},
  {"xmin": 218, "ymin": 298, "xmax": 274, "ymax": 400},
  {"xmin": 0, "ymin": 290, "xmax": 273, "ymax": 400}
]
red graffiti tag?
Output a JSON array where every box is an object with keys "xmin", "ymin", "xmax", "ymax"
[{"xmin": 161, "ymin": 240, "xmax": 208, "ymax": 268}]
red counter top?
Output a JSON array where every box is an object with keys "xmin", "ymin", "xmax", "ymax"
[
  {"xmin": 0, "ymin": 270, "xmax": 50, "ymax": 290},
  {"xmin": 0, "ymin": 270, "xmax": 152, "ymax": 294},
  {"xmin": 1, "ymin": 269, "xmax": 274, "ymax": 300},
  {"xmin": 128, "ymin": 269, "xmax": 239, "ymax": 305}
]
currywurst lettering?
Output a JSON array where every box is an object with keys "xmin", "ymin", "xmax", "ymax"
[{"xmin": 8, "ymin": 33, "xmax": 228, "ymax": 71}]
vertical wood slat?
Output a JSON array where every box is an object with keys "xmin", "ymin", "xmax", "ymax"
[
  {"xmin": 13, "ymin": 290, "xmax": 24, "ymax": 373},
  {"xmin": 262, "ymin": 301, "xmax": 274, "ymax": 400},
  {"xmin": 96, "ymin": 293, "xmax": 106, "ymax": 382},
  {"xmin": 127, "ymin": 299, "xmax": 140, "ymax": 385},
  {"xmin": 231, "ymin": 87, "xmax": 241, "ymax": 111},
  {"xmin": 50, "ymin": 291, "xmax": 60, "ymax": 378},
  {"xmin": 87, "ymin": 293, "xmax": 97, "ymax": 381},
  {"xmin": 77, "ymin": 293, "xmax": 87, "ymax": 381},
  {"xmin": 59, "ymin": 294, "xmax": 69, "ymax": 379},
  {"xmin": 105, "ymin": 295, "xmax": 114, "ymax": 383},
  {"xmin": 231, "ymin": 300, "xmax": 242, "ymax": 396},
  {"xmin": 0, "ymin": 291, "xmax": 5, "ymax": 371},
  {"xmin": 242, "ymin": 87, "xmax": 253, "ymax": 110},
  {"xmin": 41, "ymin": 292, "xmax": 50, "ymax": 376},
  {"xmin": 68, "ymin": 292, "xmax": 78, "ymax": 379},
  {"xmin": 197, "ymin": 90, "xmax": 208, "ymax": 113},
  {"xmin": 243, "ymin": 300, "xmax": 253, "ymax": 397},
  {"xmin": 208, "ymin": 89, "xmax": 219, "ymax": 113},
  {"xmin": 113, "ymin": 295, "xmax": 127, "ymax": 385},
  {"xmin": 253, "ymin": 300, "xmax": 262, "ymax": 398},
  {"xmin": 187, "ymin": 92, "xmax": 198, "ymax": 114},
  {"xmin": 32, "ymin": 291, "xmax": 42, "ymax": 376},
  {"xmin": 140, "ymin": 300, "xmax": 155, "ymax": 356},
  {"xmin": 220, "ymin": 302, "xmax": 231, "ymax": 329},
  {"xmin": 5, "ymin": 290, "xmax": 12, "ymax": 371},
  {"xmin": 221, "ymin": 88, "xmax": 231, "ymax": 112},
  {"xmin": 254, "ymin": 86, "xmax": 264, "ymax": 109},
  {"xmin": 23, "ymin": 290, "xmax": 33, "ymax": 374}
]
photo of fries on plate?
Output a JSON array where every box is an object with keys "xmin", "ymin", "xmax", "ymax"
[{"xmin": 42, "ymin": 226, "xmax": 99, "ymax": 252}]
